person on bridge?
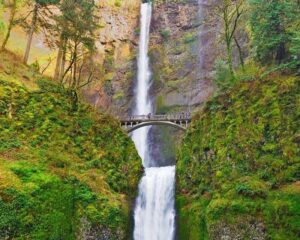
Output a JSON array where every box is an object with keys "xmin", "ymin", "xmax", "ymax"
[
  {"xmin": 147, "ymin": 113, "xmax": 151, "ymax": 119},
  {"xmin": 180, "ymin": 112, "xmax": 184, "ymax": 119}
]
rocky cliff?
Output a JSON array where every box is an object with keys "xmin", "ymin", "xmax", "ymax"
[
  {"xmin": 90, "ymin": 0, "xmax": 219, "ymax": 116},
  {"xmin": 83, "ymin": 0, "xmax": 141, "ymax": 115},
  {"xmin": 2, "ymin": 0, "xmax": 218, "ymax": 116},
  {"xmin": 142, "ymin": 0, "xmax": 220, "ymax": 166},
  {"xmin": 149, "ymin": 0, "xmax": 217, "ymax": 113}
]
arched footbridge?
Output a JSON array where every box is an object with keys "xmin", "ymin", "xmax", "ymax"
[{"xmin": 120, "ymin": 113, "xmax": 191, "ymax": 133}]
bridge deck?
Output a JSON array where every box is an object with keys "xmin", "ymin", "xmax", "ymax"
[
  {"xmin": 120, "ymin": 113, "xmax": 191, "ymax": 123},
  {"xmin": 119, "ymin": 113, "xmax": 191, "ymax": 133}
]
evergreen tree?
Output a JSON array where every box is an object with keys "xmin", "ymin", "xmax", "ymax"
[
  {"xmin": 54, "ymin": 0, "xmax": 98, "ymax": 90},
  {"xmin": 249, "ymin": 0, "xmax": 299, "ymax": 64},
  {"xmin": 22, "ymin": 0, "xmax": 59, "ymax": 63}
]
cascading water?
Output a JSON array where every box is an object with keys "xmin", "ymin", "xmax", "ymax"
[
  {"xmin": 132, "ymin": 2, "xmax": 176, "ymax": 240},
  {"xmin": 131, "ymin": 2, "xmax": 152, "ymax": 167}
]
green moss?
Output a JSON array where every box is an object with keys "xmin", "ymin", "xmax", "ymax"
[
  {"xmin": 183, "ymin": 33, "xmax": 196, "ymax": 44},
  {"xmin": 160, "ymin": 29, "xmax": 171, "ymax": 40},
  {"xmin": 0, "ymin": 76, "xmax": 141, "ymax": 239},
  {"xmin": 177, "ymin": 71, "xmax": 300, "ymax": 239},
  {"xmin": 176, "ymin": 196, "xmax": 209, "ymax": 240}
]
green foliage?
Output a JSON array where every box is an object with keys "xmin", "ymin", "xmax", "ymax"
[
  {"xmin": 235, "ymin": 177, "xmax": 268, "ymax": 198},
  {"xmin": 160, "ymin": 29, "xmax": 171, "ymax": 40},
  {"xmin": 0, "ymin": 20, "xmax": 5, "ymax": 35},
  {"xmin": 213, "ymin": 61, "xmax": 262, "ymax": 93},
  {"xmin": 36, "ymin": 0, "xmax": 59, "ymax": 6},
  {"xmin": 58, "ymin": 0, "xmax": 98, "ymax": 52},
  {"xmin": 176, "ymin": 72, "xmax": 300, "ymax": 239},
  {"xmin": 213, "ymin": 59, "xmax": 234, "ymax": 90},
  {"xmin": 249, "ymin": 0, "xmax": 300, "ymax": 66},
  {"xmin": 183, "ymin": 33, "xmax": 196, "ymax": 44},
  {"xmin": 114, "ymin": 0, "xmax": 121, "ymax": 7},
  {"xmin": 0, "ymin": 78, "xmax": 141, "ymax": 239}
]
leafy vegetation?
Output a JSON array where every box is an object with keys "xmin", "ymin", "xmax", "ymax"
[
  {"xmin": 0, "ymin": 0, "xmax": 99, "ymax": 90},
  {"xmin": 215, "ymin": 0, "xmax": 300, "ymax": 84},
  {"xmin": 176, "ymin": 71, "xmax": 300, "ymax": 239},
  {"xmin": 0, "ymin": 53, "xmax": 141, "ymax": 239},
  {"xmin": 176, "ymin": 5, "xmax": 300, "ymax": 236},
  {"xmin": 249, "ymin": 0, "xmax": 299, "ymax": 66}
]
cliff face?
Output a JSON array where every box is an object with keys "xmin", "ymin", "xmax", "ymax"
[
  {"xmin": 143, "ymin": 0, "xmax": 220, "ymax": 166},
  {"xmin": 91, "ymin": 0, "xmax": 219, "ymax": 116},
  {"xmin": 83, "ymin": 0, "xmax": 141, "ymax": 115},
  {"xmin": 149, "ymin": 0, "xmax": 218, "ymax": 113}
]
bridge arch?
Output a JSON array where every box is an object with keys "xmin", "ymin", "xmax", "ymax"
[{"xmin": 126, "ymin": 121, "xmax": 187, "ymax": 133}]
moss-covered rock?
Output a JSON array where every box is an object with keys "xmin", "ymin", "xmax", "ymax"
[
  {"xmin": 0, "ymin": 78, "xmax": 141, "ymax": 239},
  {"xmin": 176, "ymin": 72, "xmax": 300, "ymax": 239}
]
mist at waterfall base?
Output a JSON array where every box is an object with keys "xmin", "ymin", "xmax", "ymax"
[{"xmin": 131, "ymin": 2, "xmax": 176, "ymax": 240}]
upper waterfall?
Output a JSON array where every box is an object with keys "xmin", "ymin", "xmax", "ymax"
[{"xmin": 131, "ymin": 2, "xmax": 153, "ymax": 167}]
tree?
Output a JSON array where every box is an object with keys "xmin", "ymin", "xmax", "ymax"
[
  {"xmin": 22, "ymin": 0, "xmax": 59, "ymax": 64},
  {"xmin": 54, "ymin": 0, "xmax": 98, "ymax": 91},
  {"xmin": 249, "ymin": 0, "xmax": 298, "ymax": 64},
  {"xmin": 1, "ymin": 0, "xmax": 18, "ymax": 51},
  {"xmin": 216, "ymin": 0, "xmax": 246, "ymax": 77},
  {"xmin": 50, "ymin": 0, "xmax": 99, "ymax": 109}
]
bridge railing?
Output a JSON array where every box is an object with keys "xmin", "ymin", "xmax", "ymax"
[{"xmin": 120, "ymin": 112, "xmax": 191, "ymax": 122}]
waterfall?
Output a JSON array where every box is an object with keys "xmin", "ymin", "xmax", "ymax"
[
  {"xmin": 134, "ymin": 166, "xmax": 176, "ymax": 240},
  {"xmin": 132, "ymin": 2, "xmax": 176, "ymax": 240},
  {"xmin": 131, "ymin": 2, "xmax": 152, "ymax": 167}
]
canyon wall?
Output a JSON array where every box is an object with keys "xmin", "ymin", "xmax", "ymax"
[
  {"xmin": 149, "ymin": 0, "xmax": 217, "ymax": 113},
  {"xmin": 90, "ymin": 0, "xmax": 220, "ymax": 117},
  {"xmin": 145, "ymin": 0, "xmax": 220, "ymax": 165},
  {"xmin": 83, "ymin": 0, "xmax": 141, "ymax": 115}
]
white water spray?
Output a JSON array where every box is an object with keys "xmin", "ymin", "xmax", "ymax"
[
  {"xmin": 132, "ymin": 2, "xmax": 176, "ymax": 240},
  {"xmin": 134, "ymin": 167, "xmax": 176, "ymax": 240}
]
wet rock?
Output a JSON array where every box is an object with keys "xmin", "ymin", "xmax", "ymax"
[
  {"xmin": 209, "ymin": 219, "xmax": 267, "ymax": 240},
  {"xmin": 77, "ymin": 217, "xmax": 126, "ymax": 240},
  {"xmin": 149, "ymin": 0, "xmax": 216, "ymax": 112}
]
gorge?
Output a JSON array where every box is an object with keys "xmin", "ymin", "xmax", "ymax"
[{"xmin": 0, "ymin": 0, "xmax": 300, "ymax": 240}]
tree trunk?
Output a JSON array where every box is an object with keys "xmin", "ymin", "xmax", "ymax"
[
  {"xmin": 1, "ymin": 0, "xmax": 17, "ymax": 52},
  {"xmin": 60, "ymin": 39, "xmax": 67, "ymax": 84},
  {"xmin": 23, "ymin": 4, "xmax": 38, "ymax": 64},
  {"xmin": 234, "ymin": 35, "xmax": 245, "ymax": 70},
  {"xmin": 225, "ymin": 34, "xmax": 234, "ymax": 77},
  {"xmin": 276, "ymin": 42, "xmax": 286, "ymax": 64},
  {"xmin": 71, "ymin": 44, "xmax": 78, "ymax": 89},
  {"xmin": 54, "ymin": 36, "xmax": 64, "ymax": 80},
  {"xmin": 223, "ymin": 4, "xmax": 235, "ymax": 79},
  {"xmin": 227, "ymin": 44, "xmax": 235, "ymax": 77}
]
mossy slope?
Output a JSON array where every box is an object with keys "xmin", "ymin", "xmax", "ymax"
[
  {"xmin": 177, "ymin": 73, "xmax": 300, "ymax": 239},
  {"xmin": 0, "ymin": 53, "xmax": 141, "ymax": 239}
]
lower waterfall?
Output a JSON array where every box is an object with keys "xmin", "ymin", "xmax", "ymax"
[{"xmin": 133, "ymin": 167, "xmax": 176, "ymax": 240}]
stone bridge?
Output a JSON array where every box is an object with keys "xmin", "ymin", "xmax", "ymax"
[{"xmin": 120, "ymin": 113, "xmax": 191, "ymax": 133}]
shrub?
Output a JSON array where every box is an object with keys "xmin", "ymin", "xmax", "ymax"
[{"xmin": 160, "ymin": 29, "xmax": 171, "ymax": 40}]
